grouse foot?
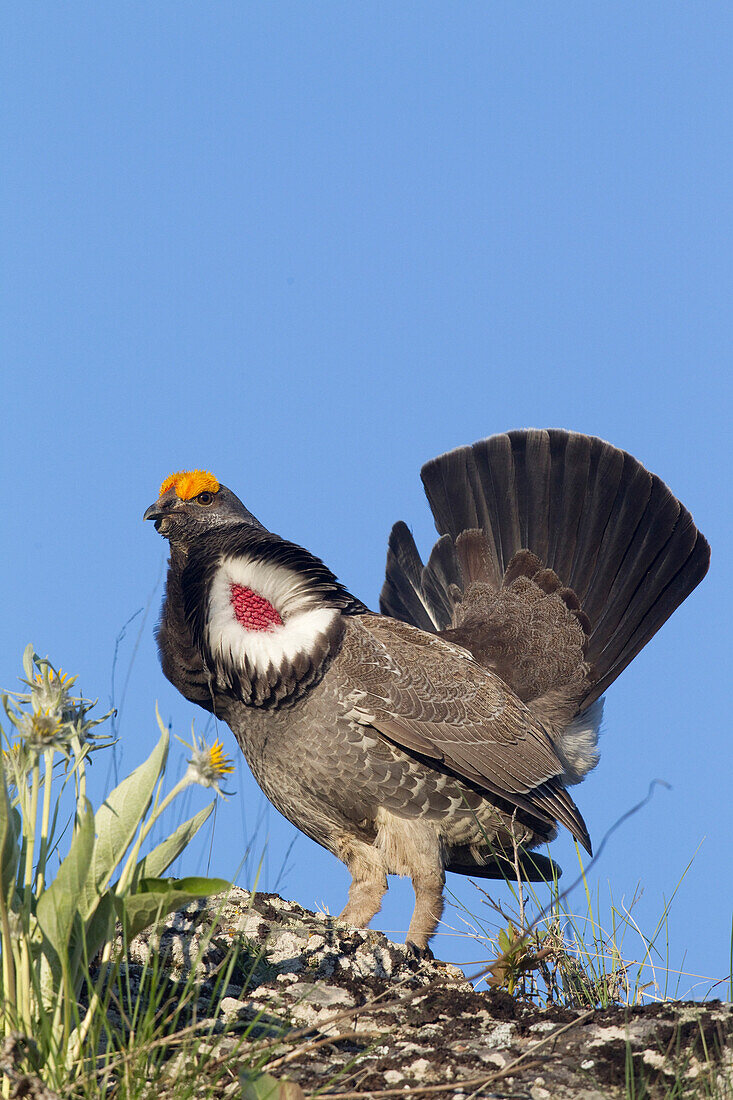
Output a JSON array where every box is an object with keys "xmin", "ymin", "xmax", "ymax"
[{"xmin": 405, "ymin": 941, "xmax": 435, "ymax": 961}]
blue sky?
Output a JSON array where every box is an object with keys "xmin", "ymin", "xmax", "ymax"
[{"xmin": 2, "ymin": 4, "xmax": 731, "ymax": 994}]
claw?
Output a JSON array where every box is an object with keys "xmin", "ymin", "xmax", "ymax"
[{"xmin": 405, "ymin": 940, "xmax": 435, "ymax": 961}]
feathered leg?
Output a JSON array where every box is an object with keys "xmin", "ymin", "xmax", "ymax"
[
  {"xmin": 372, "ymin": 810, "xmax": 447, "ymax": 955},
  {"xmin": 406, "ymin": 865, "xmax": 445, "ymax": 955},
  {"xmin": 338, "ymin": 838, "xmax": 388, "ymax": 928}
]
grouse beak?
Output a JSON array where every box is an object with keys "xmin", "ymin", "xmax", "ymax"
[
  {"xmin": 144, "ymin": 489, "xmax": 182, "ymax": 532},
  {"xmin": 143, "ymin": 500, "xmax": 168, "ymax": 533}
]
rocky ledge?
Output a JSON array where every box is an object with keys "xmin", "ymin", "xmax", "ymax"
[{"xmin": 116, "ymin": 887, "xmax": 730, "ymax": 1098}]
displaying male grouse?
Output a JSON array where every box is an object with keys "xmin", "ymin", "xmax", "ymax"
[{"xmin": 144, "ymin": 431, "xmax": 709, "ymax": 953}]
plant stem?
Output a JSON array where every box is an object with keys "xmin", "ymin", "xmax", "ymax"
[
  {"xmin": 115, "ymin": 776, "xmax": 192, "ymax": 896},
  {"xmin": 14, "ymin": 760, "xmax": 41, "ymax": 1032},
  {"xmin": 23, "ymin": 760, "xmax": 40, "ymax": 898},
  {"xmin": 0, "ymin": 885, "xmax": 17, "ymax": 1022},
  {"xmin": 35, "ymin": 750, "xmax": 54, "ymax": 895}
]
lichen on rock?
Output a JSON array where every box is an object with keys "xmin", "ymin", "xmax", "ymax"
[{"xmin": 119, "ymin": 887, "xmax": 732, "ymax": 1098}]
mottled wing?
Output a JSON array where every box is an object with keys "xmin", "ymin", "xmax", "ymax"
[{"xmin": 341, "ymin": 615, "xmax": 591, "ymax": 851}]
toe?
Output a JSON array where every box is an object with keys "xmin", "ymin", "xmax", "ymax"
[{"xmin": 405, "ymin": 940, "xmax": 435, "ymax": 961}]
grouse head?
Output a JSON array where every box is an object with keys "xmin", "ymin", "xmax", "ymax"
[
  {"xmin": 146, "ymin": 469, "xmax": 367, "ymax": 707},
  {"xmin": 143, "ymin": 470, "xmax": 264, "ymax": 546}
]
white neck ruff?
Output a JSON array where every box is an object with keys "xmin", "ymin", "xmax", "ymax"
[{"xmin": 206, "ymin": 555, "xmax": 340, "ymax": 679}]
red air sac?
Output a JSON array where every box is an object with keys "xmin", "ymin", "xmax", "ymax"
[{"xmin": 230, "ymin": 584, "xmax": 283, "ymax": 632}]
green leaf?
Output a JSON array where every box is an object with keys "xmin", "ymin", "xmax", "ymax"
[
  {"xmin": 0, "ymin": 758, "xmax": 20, "ymax": 903},
  {"xmin": 116, "ymin": 876, "xmax": 230, "ymax": 942},
  {"xmin": 22, "ymin": 644, "xmax": 36, "ymax": 681},
  {"xmin": 139, "ymin": 875, "xmax": 230, "ymax": 895},
  {"xmin": 240, "ymin": 1072, "xmax": 305, "ymax": 1100},
  {"xmin": 80, "ymin": 724, "xmax": 169, "ymax": 919},
  {"xmin": 64, "ymin": 889, "xmax": 118, "ymax": 999},
  {"xmin": 36, "ymin": 799, "xmax": 95, "ymax": 967},
  {"xmin": 133, "ymin": 802, "xmax": 214, "ymax": 883},
  {"xmin": 81, "ymin": 890, "xmax": 116, "ymax": 974}
]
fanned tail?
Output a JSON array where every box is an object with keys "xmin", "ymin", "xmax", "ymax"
[{"xmin": 380, "ymin": 429, "xmax": 710, "ymax": 712}]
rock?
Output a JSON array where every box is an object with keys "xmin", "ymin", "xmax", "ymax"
[{"xmin": 117, "ymin": 887, "xmax": 733, "ymax": 1098}]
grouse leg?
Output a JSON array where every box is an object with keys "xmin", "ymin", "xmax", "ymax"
[
  {"xmin": 338, "ymin": 840, "xmax": 388, "ymax": 929},
  {"xmin": 406, "ymin": 864, "xmax": 445, "ymax": 954}
]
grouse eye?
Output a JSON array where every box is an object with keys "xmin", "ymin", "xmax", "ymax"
[{"xmin": 197, "ymin": 491, "xmax": 214, "ymax": 506}]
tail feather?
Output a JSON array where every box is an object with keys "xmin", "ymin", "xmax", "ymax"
[
  {"xmin": 587, "ymin": 525, "xmax": 709, "ymax": 705},
  {"xmin": 470, "ymin": 435, "xmax": 521, "ymax": 570},
  {"xmin": 382, "ymin": 522, "xmax": 440, "ymax": 632},
  {"xmin": 455, "ymin": 529, "xmax": 501, "ymax": 587},
  {"xmin": 544, "ymin": 431, "xmax": 584, "ymax": 580},
  {"xmin": 585, "ymin": 475, "xmax": 679, "ymax": 653},
  {"xmin": 421, "ymin": 536, "xmax": 463, "ymax": 630},
  {"xmin": 446, "ymin": 847, "xmax": 561, "ymax": 883},
  {"xmin": 382, "ymin": 429, "xmax": 709, "ymax": 712},
  {"xmin": 561, "ymin": 435, "xmax": 626, "ymax": 608},
  {"xmin": 515, "ymin": 428, "xmax": 553, "ymax": 559}
]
